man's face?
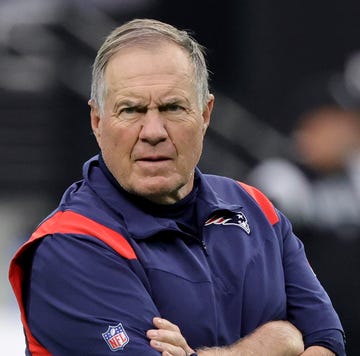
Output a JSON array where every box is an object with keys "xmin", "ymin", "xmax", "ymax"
[{"xmin": 90, "ymin": 42, "xmax": 214, "ymax": 204}]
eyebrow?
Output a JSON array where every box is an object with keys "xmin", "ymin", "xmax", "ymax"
[{"xmin": 113, "ymin": 99, "xmax": 141, "ymax": 112}]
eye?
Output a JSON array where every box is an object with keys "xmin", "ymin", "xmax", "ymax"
[
  {"xmin": 121, "ymin": 106, "xmax": 143, "ymax": 114},
  {"xmin": 118, "ymin": 106, "xmax": 147, "ymax": 116},
  {"xmin": 159, "ymin": 103, "xmax": 184, "ymax": 113},
  {"xmin": 120, "ymin": 107, "xmax": 135, "ymax": 114}
]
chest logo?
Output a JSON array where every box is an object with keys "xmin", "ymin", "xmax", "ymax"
[
  {"xmin": 205, "ymin": 212, "xmax": 251, "ymax": 234},
  {"xmin": 102, "ymin": 322, "xmax": 129, "ymax": 351}
]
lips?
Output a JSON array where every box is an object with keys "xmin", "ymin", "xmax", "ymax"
[{"xmin": 135, "ymin": 155, "xmax": 171, "ymax": 162}]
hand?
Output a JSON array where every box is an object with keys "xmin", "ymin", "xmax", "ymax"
[
  {"xmin": 147, "ymin": 318, "xmax": 305, "ymax": 356},
  {"xmin": 147, "ymin": 317, "xmax": 196, "ymax": 356}
]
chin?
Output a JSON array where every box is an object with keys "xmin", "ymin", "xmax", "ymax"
[{"xmin": 133, "ymin": 179, "xmax": 189, "ymax": 204}]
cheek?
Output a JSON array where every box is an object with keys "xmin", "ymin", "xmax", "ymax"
[
  {"xmin": 177, "ymin": 125, "xmax": 204, "ymax": 161},
  {"xmin": 99, "ymin": 121, "xmax": 135, "ymax": 152},
  {"xmin": 98, "ymin": 127, "xmax": 117, "ymax": 152}
]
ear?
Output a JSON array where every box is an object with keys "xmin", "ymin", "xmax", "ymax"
[
  {"xmin": 89, "ymin": 99, "xmax": 101, "ymax": 143},
  {"xmin": 202, "ymin": 94, "xmax": 214, "ymax": 135}
]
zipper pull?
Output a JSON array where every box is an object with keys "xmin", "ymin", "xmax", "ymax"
[{"xmin": 201, "ymin": 239, "xmax": 209, "ymax": 256}]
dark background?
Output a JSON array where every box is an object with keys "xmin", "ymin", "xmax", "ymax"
[
  {"xmin": 2, "ymin": 0, "xmax": 360, "ymax": 196},
  {"xmin": 1, "ymin": 0, "xmax": 359, "ymax": 354}
]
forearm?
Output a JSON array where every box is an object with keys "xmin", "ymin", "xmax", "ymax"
[
  {"xmin": 300, "ymin": 346, "xmax": 335, "ymax": 355},
  {"xmin": 196, "ymin": 320, "xmax": 304, "ymax": 356}
]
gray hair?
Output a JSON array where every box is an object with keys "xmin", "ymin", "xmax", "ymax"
[{"xmin": 90, "ymin": 18, "xmax": 211, "ymax": 115}]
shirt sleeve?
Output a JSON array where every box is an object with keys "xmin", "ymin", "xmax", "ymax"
[
  {"xmin": 25, "ymin": 233, "xmax": 161, "ymax": 355},
  {"xmin": 277, "ymin": 211, "xmax": 346, "ymax": 355}
]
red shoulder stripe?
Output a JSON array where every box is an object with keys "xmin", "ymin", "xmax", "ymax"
[
  {"xmin": 30, "ymin": 210, "xmax": 137, "ymax": 259},
  {"xmin": 239, "ymin": 182, "xmax": 279, "ymax": 225},
  {"xmin": 9, "ymin": 210, "xmax": 136, "ymax": 355}
]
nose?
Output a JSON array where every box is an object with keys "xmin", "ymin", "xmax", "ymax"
[{"xmin": 139, "ymin": 109, "xmax": 168, "ymax": 145}]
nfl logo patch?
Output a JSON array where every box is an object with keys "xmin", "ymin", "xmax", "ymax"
[{"xmin": 102, "ymin": 322, "xmax": 129, "ymax": 351}]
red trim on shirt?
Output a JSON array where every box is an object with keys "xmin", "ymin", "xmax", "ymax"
[
  {"xmin": 9, "ymin": 210, "xmax": 136, "ymax": 355},
  {"xmin": 239, "ymin": 182, "xmax": 279, "ymax": 225},
  {"xmin": 30, "ymin": 210, "xmax": 137, "ymax": 259}
]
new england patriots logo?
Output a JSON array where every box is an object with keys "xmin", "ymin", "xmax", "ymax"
[
  {"xmin": 205, "ymin": 211, "xmax": 251, "ymax": 234},
  {"xmin": 102, "ymin": 322, "xmax": 129, "ymax": 351}
]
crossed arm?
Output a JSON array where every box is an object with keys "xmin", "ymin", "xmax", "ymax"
[{"xmin": 147, "ymin": 317, "xmax": 335, "ymax": 356}]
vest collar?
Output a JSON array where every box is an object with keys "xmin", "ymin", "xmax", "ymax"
[{"xmin": 83, "ymin": 155, "xmax": 242, "ymax": 239}]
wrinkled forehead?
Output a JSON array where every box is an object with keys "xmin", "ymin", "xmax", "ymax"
[
  {"xmin": 102, "ymin": 43, "xmax": 197, "ymax": 105},
  {"xmin": 105, "ymin": 42, "xmax": 194, "ymax": 86}
]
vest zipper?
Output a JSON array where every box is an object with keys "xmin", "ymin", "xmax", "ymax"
[{"xmin": 201, "ymin": 239, "xmax": 209, "ymax": 256}]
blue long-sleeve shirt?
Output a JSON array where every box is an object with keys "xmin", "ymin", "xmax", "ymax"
[{"xmin": 9, "ymin": 155, "xmax": 345, "ymax": 355}]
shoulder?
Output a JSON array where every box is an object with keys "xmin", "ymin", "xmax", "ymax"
[
  {"xmin": 203, "ymin": 174, "xmax": 279, "ymax": 225},
  {"xmin": 32, "ymin": 210, "xmax": 136, "ymax": 260},
  {"xmin": 202, "ymin": 173, "xmax": 243, "ymax": 195},
  {"xmin": 237, "ymin": 181, "xmax": 280, "ymax": 225}
]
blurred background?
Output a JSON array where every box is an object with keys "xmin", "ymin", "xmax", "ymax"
[{"xmin": 1, "ymin": 0, "xmax": 359, "ymax": 354}]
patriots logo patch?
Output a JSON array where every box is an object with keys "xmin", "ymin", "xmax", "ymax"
[
  {"xmin": 102, "ymin": 322, "xmax": 129, "ymax": 351},
  {"xmin": 205, "ymin": 211, "xmax": 251, "ymax": 234}
]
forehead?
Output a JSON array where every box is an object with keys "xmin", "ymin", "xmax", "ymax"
[{"xmin": 104, "ymin": 42, "xmax": 194, "ymax": 95}]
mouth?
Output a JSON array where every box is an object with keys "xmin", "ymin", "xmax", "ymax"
[{"xmin": 136, "ymin": 155, "xmax": 171, "ymax": 162}]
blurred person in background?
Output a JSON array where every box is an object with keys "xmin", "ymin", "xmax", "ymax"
[
  {"xmin": 293, "ymin": 106, "xmax": 360, "ymax": 234},
  {"xmin": 248, "ymin": 72, "xmax": 360, "ymax": 355},
  {"xmin": 248, "ymin": 102, "xmax": 360, "ymax": 237},
  {"xmin": 9, "ymin": 19, "xmax": 345, "ymax": 355}
]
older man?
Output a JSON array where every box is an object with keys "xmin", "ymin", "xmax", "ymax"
[{"xmin": 9, "ymin": 19, "xmax": 345, "ymax": 355}]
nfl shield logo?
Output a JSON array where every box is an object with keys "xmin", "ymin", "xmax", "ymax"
[{"xmin": 102, "ymin": 323, "xmax": 129, "ymax": 351}]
